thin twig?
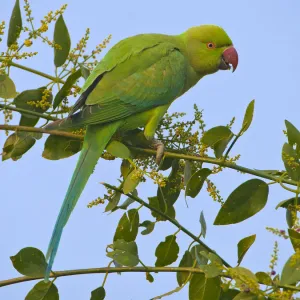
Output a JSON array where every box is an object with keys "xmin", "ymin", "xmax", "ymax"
[
  {"xmin": 0, "ymin": 104, "xmax": 59, "ymax": 121},
  {"xmin": 1, "ymin": 266, "xmax": 299, "ymax": 293},
  {"xmin": 0, "ymin": 58, "xmax": 65, "ymax": 84},
  {"xmin": 0, "ymin": 124, "xmax": 298, "ymax": 188}
]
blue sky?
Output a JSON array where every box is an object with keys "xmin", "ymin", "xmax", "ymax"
[{"xmin": 1, "ymin": 0, "xmax": 300, "ymax": 299}]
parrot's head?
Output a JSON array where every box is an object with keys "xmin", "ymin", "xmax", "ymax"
[{"xmin": 184, "ymin": 25, "xmax": 238, "ymax": 75}]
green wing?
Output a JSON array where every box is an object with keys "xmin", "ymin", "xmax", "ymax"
[{"xmin": 64, "ymin": 36, "xmax": 188, "ymax": 128}]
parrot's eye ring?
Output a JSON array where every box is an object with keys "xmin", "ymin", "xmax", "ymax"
[{"xmin": 207, "ymin": 42, "xmax": 216, "ymax": 49}]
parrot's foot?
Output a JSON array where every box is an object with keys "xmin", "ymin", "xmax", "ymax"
[{"xmin": 150, "ymin": 139, "xmax": 165, "ymax": 165}]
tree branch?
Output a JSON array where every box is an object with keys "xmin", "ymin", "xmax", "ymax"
[
  {"xmin": 1, "ymin": 266, "xmax": 299, "ymax": 293},
  {"xmin": 0, "ymin": 124, "xmax": 297, "ymax": 188},
  {"xmin": 103, "ymin": 182, "xmax": 231, "ymax": 268},
  {"xmin": 0, "ymin": 58, "xmax": 65, "ymax": 84},
  {"xmin": 0, "ymin": 104, "xmax": 59, "ymax": 121}
]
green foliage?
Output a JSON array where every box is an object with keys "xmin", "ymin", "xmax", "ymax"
[
  {"xmin": 7, "ymin": 0, "xmax": 22, "ymax": 47},
  {"xmin": 14, "ymin": 87, "xmax": 53, "ymax": 126},
  {"xmin": 155, "ymin": 235, "xmax": 179, "ymax": 267},
  {"xmin": 2, "ymin": 131, "xmax": 42, "ymax": 161},
  {"xmin": 214, "ymin": 179, "xmax": 269, "ymax": 225},
  {"xmin": 113, "ymin": 209, "xmax": 139, "ymax": 242},
  {"xmin": 90, "ymin": 287, "xmax": 106, "ymax": 300},
  {"xmin": 185, "ymin": 168, "xmax": 212, "ymax": 199},
  {"xmin": 53, "ymin": 15, "xmax": 71, "ymax": 67},
  {"xmin": 237, "ymin": 234, "xmax": 256, "ymax": 264},
  {"xmin": 241, "ymin": 100, "xmax": 255, "ymax": 134},
  {"xmin": 189, "ymin": 273, "xmax": 221, "ymax": 300},
  {"xmin": 53, "ymin": 69, "xmax": 81, "ymax": 109},
  {"xmin": 106, "ymin": 239, "xmax": 139, "ymax": 267},
  {"xmin": 10, "ymin": 247, "xmax": 47, "ymax": 277},
  {"xmin": 139, "ymin": 220, "xmax": 155, "ymax": 235},
  {"xmin": 201, "ymin": 126, "xmax": 233, "ymax": 158},
  {"xmin": 177, "ymin": 251, "xmax": 194, "ymax": 286},
  {"xmin": 199, "ymin": 211, "xmax": 207, "ymax": 238},
  {"xmin": 0, "ymin": 74, "xmax": 17, "ymax": 99},
  {"xmin": 43, "ymin": 135, "xmax": 82, "ymax": 160},
  {"xmin": 280, "ymin": 253, "xmax": 300, "ymax": 285},
  {"xmin": 106, "ymin": 141, "xmax": 131, "ymax": 159},
  {"xmin": 123, "ymin": 170, "xmax": 142, "ymax": 194},
  {"xmin": 255, "ymin": 272, "xmax": 272, "ymax": 285},
  {"xmin": 25, "ymin": 281, "xmax": 59, "ymax": 300}
]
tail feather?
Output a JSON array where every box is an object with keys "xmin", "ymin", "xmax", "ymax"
[{"xmin": 44, "ymin": 121, "xmax": 121, "ymax": 281}]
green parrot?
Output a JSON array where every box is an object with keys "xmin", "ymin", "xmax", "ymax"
[{"xmin": 44, "ymin": 24, "xmax": 238, "ymax": 280}]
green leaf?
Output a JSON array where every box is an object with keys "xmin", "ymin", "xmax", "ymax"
[
  {"xmin": 189, "ymin": 273, "xmax": 221, "ymax": 300},
  {"xmin": 106, "ymin": 141, "xmax": 131, "ymax": 159},
  {"xmin": 139, "ymin": 220, "xmax": 155, "ymax": 235},
  {"xmin": 79, "ymin": 64, "xmax": 90, "ymax": 79},
  {"xmin": 184, "ymin": 160, "xmax": 193, "ymax": 185},
  {"xmin": 200, "ymin": 211, "xmax": 207, "ymax": 238},
  {"xmin": 10, "ymin": 247, "xmax": 47, "ymax": 276},
  {"xmin": 148, "ymin": 196, "xmax": 175, "ymax": 221},
  {"xmin": 117, "ymin": 191, "xmax": 137, "ymax": 210},
  {"xmin": 276, "ymin": 197, "xmax": 295, "ymax": 209},
  {"xmin": 2, "ymin": 132, "xmax": 42, "ymax": 161},
  {"xmin": 146, "ymin": 272, "xmax": 154, "ymax": 283},
  {"xmin": 113, "ymin": 209, "xmax": 139, "ymax": 242},
  {"xmin": 190, "ymin": 245, "xmax": 209, "ymax": 266},
  {"xmin": 237, "ymin": 234, "xmax": 256, "ymax": 264},
  {"xmin": 53, "ymin": 69, "xmax": 81, "ymax": 109},
  {"xmin": 177, "ymin": 251, "xmax": 194, "ymax": 286},
  {"xmin": 230, "ymin": 267, "xmax": 259, "ymax": 290},
  {"xmin": 199, "ymin": 251, "xmax": 222, "ymax": 266},
  {"xmin": 42, "ymin": 135, "xmax": 82, "ymax": 160},
  {"xmin": 157, "ymin": 160, "xmax": 181, "ymax": 206},
  {"xmin": 200, "ymin": 264, "xmax": 222, "ymax": 278},
  {"xmin": 105, "ymin": 191, "xmax": 121, "ymax": 212},
  {"xmin": 282, "ymin": 143, "xmax": 300, "ymax": 181},
  {"xmin": 286, "ymin": 209, "xmax": 296, "ymax": 228},
  {"xmin": 158, "ymin": 157, "xmax": 174, "ymax": 171},
  {"xmin": 285, "ymin": 120, "xmax": 300, "ymax": 148},
  {"xmin": 233, "ymin": 292, "xmax": 260, "ymax": 300},
  {"xmin": 53, "ymin": 15, "xmax": 71, "ymax": 67},
  {"xmin": 219, "ymin": 289, "xmax": 240, "ymax": 300},
  {"xmin": 185, "ymin": 168, "xmax": 212, "ymax": 198},
  {"xmin": 14, "ymin": 87, "xmax": 53, "ymax": 126},
  {"xmin": 106, "ymin": 239, "xmax": 139, "ymax": 267},
  {"xmin": 241, "ymin": 100, "xmax": 255, "ymax": 133},
  {"xmin": 214, "ymin": 179, "xmax": 269, "ymax": 225},
  {"xmin": 25, "ymin": 281, "xmax": 59, "ymax": 300},
  {"xmin": 91, "ymin": 286, "xmax": 106, "ymax": 300},
  {"xmin": 0, "ymin": 74, "xmax": 17, "ymax": 99},
  {"xmin": 120, "ymin": 159, "xmax": 131, "ymax": 179},
  {"xmin": 255, "ymin": 272, "xmax": 272, "ymax": 285},
  {"xmin": 123, "ymin": 170, "xmax": 141, "ymax": 194},
  {"xmin": 201, "ymin": 126, "xmax": 233, "ymax": 158},
  {"xmin": 7, "ymin": 0, "xmax": 22, "ymax": 47},
  {"xmin": 288, "ymin": 229, "xmax": 300, "ymax": 251},
  {"xmin": 155, "ymin": 235, "xmax": 179, "ymax": 267}
]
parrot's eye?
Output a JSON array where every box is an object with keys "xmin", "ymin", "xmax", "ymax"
[{"xmin": 206, "ymin": 42, "xmax": 216, "ymax": 49}]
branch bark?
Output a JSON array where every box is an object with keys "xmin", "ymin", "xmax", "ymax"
[{"xmin": 1, "ymin": 266, "xmax": 299, "ymax": 293}]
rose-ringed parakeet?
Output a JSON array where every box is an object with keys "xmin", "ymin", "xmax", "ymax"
[{"xmin": 44, "ymin": 25, "xmax": 238, "ymax": 280}]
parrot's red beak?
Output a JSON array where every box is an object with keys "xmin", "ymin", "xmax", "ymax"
[{"xmin": 219, "ymin": 46, "xmax": 238, "ymax": 72}]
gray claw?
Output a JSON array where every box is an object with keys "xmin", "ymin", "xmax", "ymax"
[{"xmin": 151, "ymin": 139, "xmax": 165, "ymax": 165}]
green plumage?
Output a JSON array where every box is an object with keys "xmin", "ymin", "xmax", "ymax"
[{"xmin": 44, "ymin": 25, "xmax": 235, "ymax": 280}]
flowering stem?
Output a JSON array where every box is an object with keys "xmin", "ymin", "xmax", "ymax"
[
  {"xmin": 0, "ymin": 58, "xmax": 65, "ymax": 84},
  {"xmin": 0, "ymin": 104, "xmax": 59, "ymax": 121}
]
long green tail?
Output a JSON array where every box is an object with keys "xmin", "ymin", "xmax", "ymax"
[{"xmin": 45, "ymin": 121, "xmax": 121, "ymax": 281}]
